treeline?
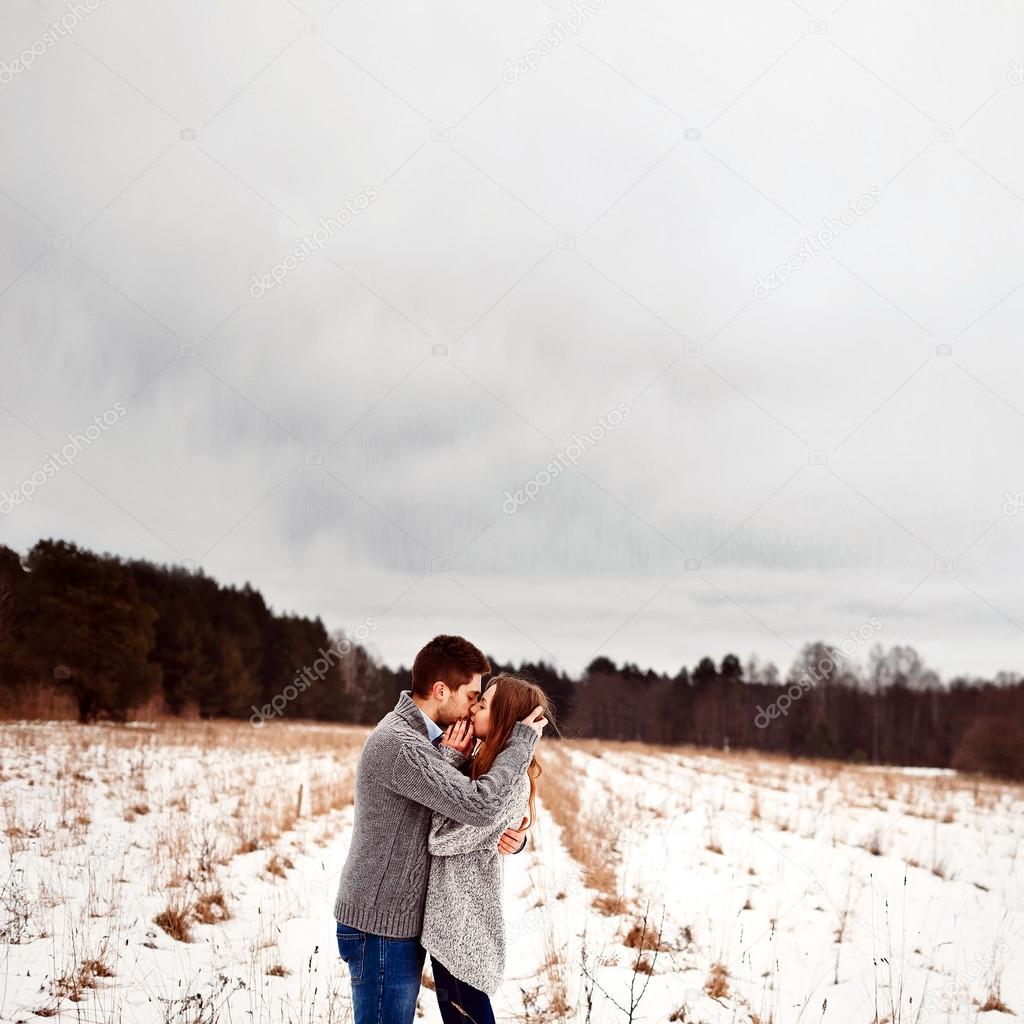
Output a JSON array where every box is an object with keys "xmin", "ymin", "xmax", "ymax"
[
  {"xmin": 0, "ymin": 540, "xmax": 572, "ymax": 730},
  {"xmin": 1, "ymin": 540, "xmax": 1021, "ymax": 778},
  {"xmin": 0, "ymin": 540, "xmax": 399, "ymax": 725},
  {"xmin": 568, "ymin": 650, "xmax": 1024, "ymax": 779}
]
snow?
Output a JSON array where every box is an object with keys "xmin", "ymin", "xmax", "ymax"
[{"xmin": 0, "ymin": 722, "xmax": 1020, "ymax": 1023}]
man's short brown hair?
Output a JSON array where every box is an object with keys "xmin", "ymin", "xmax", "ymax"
[{"xmin": 411, "ymin": 635, "xmax": 490, "ymax": 698}]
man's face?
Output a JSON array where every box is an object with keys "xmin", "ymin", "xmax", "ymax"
[{"xmin": 437, "ymin": 673, "xmax": 483, "ymax": 726}]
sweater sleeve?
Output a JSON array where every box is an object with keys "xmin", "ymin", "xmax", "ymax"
[
  {"xmin": 435, "ymin": 743, "xmax": 470, "ymax": 771},
  {"xmin": 428, "ymin": 776, "xmax": 530, "ymax": 857},
  {"xmin": 386, "ymin": 722, "xmax": 537, "ymax": 827}
]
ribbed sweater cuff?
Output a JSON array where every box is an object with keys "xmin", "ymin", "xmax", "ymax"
[{"xmin": 510, "ymin": 721, "xmax": 540, "ymax": 752}]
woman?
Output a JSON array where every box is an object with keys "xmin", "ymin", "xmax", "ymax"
[{"xmin": 420, "ymin": 673, "xmax": 556, "ymax": 1024}]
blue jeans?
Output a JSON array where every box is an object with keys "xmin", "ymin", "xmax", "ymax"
[
  {"xmin": 429, "ymin": 954, "xmax": 495, "ymax": 1024},
  {"xmin": 336, "ymin": 922, "xmax": 425, "ymax": 1024}
]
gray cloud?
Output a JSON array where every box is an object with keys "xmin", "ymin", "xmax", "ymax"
[{"xmin": 2, "ymin": 0, "xmax": 1023, "ymax": 681}]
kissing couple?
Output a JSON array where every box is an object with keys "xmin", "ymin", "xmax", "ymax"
[{"xmin": 333, "ymin": 634, "xmax": 556, "ymax": 1024}]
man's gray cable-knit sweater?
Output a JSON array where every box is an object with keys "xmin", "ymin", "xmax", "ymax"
[{"xmin": 333, "ymin": 689, "xmax": 538, "ymax": 939}]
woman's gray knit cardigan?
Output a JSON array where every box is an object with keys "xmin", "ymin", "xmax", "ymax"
[{"xmin": 421, "ymin": 745, "xmax": 532, "ymax": 996}]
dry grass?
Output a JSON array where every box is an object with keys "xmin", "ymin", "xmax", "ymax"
[
  {"xmin": 265, "ymin": 851, "xmax": 294, "ymax": 879},
  {"xmin": 154, "ymin": 901, "xmax": 193, "ymax": 942},
  {"xmin": 542, "ymin": 735, "xmax": 1024, "ymax": 1020},
  {"xmin": 2, "ymin": 718, "xmax": 367, "ymax": 898},
  {"xmin": 36, "ymin": 954, "xmax": 115, "ymax": 1015},
  {"xmin": 979, "ymin": 975, "xmax": 1011, "ymax": 1013},
  {"xmin": 865, "ymin": 828, "xmax": 884, "ymax": 856},
  {"xmin": 574, "ymin": 735, "xmax": 1024, "ymax": 807},
  {"xmin": 0, "ymin": 682, "xmax": 79, "ymax": 721},
  {"xmin": 622, "ymin": 919, "xmax": 672, "ymax": 953},
  {"xmin": 520, "ymin": 857, "xmax": 572, "ymax": 1021},
  {"xmin": 750, "ymin": 790, "xmax": 761, "ymax": 820},
  {"xmin": 705, "ymin": 961, "xmax": 729, "ymax": 999},
  {"xmin": 634, "ymin": 954, "xmax": 655, "ymax": 975},
  {"xmin": 153, "ymin": 889, "xmax": 230, "ymax": 939},
  {"xmin": 979, "ymin": 994, "xmax": 1011, "ymax": 1012},
  {"xmin": 192, "ymin": 890, "xmax": 230, "ymax": 924},
  {"xmin": 540, "ymin": 745, "xmax": 624, "ymax": 916},
  {"xmin": 5, "ymin": 719, "xmax": 1021, "ymax": 1024},
  {"xmin": 1, "ymin": 718, "xmax": 368, "ymax": 1024},
  {"xmin": 123, "ymin": 801, "xmax": 150, "ymax": 822},
  {"xmin": 0, "ymin": 868, "xmax": 33, "ymax": 943}
]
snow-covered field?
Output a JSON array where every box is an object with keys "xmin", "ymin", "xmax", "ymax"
[{"xmin": 1, "ymin": 720, "xmax": 1021, "ymax": 1023}]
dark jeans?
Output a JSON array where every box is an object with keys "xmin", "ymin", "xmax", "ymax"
[
  {"xmin": 429, "ymin": 954, "xmax": 496, "ymax": 1024},
  {"xmin": 336, "ymin": 922, "xmax": 425, "ymax": 1024}
]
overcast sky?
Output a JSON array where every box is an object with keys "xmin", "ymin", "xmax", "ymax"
[{"xmin": 2, "ymin": 0, "xmax": 1023, "ymax": 682}]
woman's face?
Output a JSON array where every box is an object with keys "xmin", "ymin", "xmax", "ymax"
[{"xmin": 469, "ymin": 681, "xmax": 496, "ymax": 740}]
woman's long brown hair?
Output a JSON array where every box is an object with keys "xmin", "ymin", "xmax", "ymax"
[{"xmin": 469, "ymin": 672, "xmax": 556, "ymax": 833}]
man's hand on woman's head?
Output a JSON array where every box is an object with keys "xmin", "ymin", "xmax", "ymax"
[
  {"xmin": 520, "ymin": 705, "xmax": 548, "ymax": 739},
  {"xmin": 440, "ymin": 718, "xmax": 475, "ymax": 756}
]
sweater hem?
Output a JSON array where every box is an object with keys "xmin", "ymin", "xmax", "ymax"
[
  {"xmin": 423, "ymin": 942, "xmax": 500, "ymax": 997},
  {"xmin": 334, "ymin": 900, "xmax": 422, "ymax": 940}
]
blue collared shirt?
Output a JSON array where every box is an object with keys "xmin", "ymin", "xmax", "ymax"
[{"xmin": 418, "ymin": 707, "xmax": 443, "ymax": 745}]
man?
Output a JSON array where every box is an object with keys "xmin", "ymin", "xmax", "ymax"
[{"xmin": 334, "ymin": 634, "xmax": 547, "ymax": 1024}]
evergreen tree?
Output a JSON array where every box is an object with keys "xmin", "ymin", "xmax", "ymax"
[{"xmin": 22, "ymin": 540, "xmax": 161, "ymax": 721}]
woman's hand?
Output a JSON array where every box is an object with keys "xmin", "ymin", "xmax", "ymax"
[
  {"xmin": 519, "ymin": 705, "xmax": 548, "ymax": 739},
  {"xmin": 440, "ymin": 718, "xmax": 475, "ymax": 755}
]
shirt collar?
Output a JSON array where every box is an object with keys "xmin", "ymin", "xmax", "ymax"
[
  {"xmin": 394, "ymin": 689, "xmax": 443, "ymax": 743},
  {"xmin": 418, "ymin": 707, "xmax": 443, "ymax": 743}
]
